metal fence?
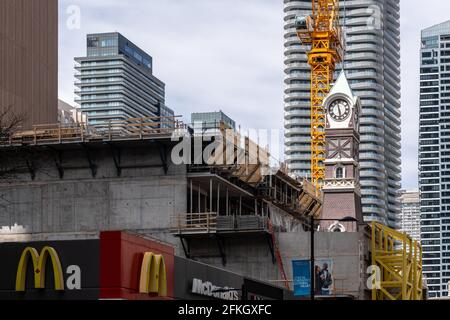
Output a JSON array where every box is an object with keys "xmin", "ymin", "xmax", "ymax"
[
  {"xmin": 318, "ymin": 220, "xmax": 359, "ymax": 233},
  {"xmin": 170, "ymin": 213, "xmax": 218, "ymax": 234}
]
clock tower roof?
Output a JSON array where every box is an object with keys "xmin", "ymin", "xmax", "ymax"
[
  {"xmin": 328, "ymin": 71, "xmax": 355, "ymax": 100},
  {"xmin": 324, "ymin": 71, "xmax": 361, "ymax": 131}
]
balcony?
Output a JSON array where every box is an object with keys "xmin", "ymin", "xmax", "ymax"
[
  {"xmin": 170, "ymin": 213, "xmax": 269, "ymax": 236},
  {"xmin": 171, "ymin": 212, "xmax": 272, "ymax": 266}
]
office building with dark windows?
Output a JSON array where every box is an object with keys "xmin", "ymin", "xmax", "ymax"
[
  {"xmin": 75, "ymin": 32, "xmax": 174, "ymax": 126},
  {"xmin": 419, "ymin": 21, "xmax": 450, "ymax": 299}
]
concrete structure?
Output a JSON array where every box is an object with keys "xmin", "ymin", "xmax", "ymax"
[
  {"xmin": 0, "ymin": 0, "xmax": 58, "ymax": 129},
  {"xmin": 281, "ymin": 231, "xmax": 370, "ymax": 299},
  {"xmin": 399, "ymin": 190, "xmax": 421, "ymax": 242},
  {"xmin": 184, "ymin": 228, "xmax": 370, "ymax": 300},
  {"xmin": 284, "ymin": 0, "xmax": 402, "ymax": 228},
  {"xmin": 0, "ymin": 137, "xmax": 300, "ymax": 283},
  {"xmin": 75, "ymin": 32, "xmax": 174, "ymax": 126},
  {"xmin": 0, "ymin": 139, "xmax": 187, "ymax": 247},
  {"xmin": 419, "ymin": 21, "xmax": 450, "ymax": 298},
  {"xmin": 0, "ymin": 123, "xmax": 370, "ymax": 299}
]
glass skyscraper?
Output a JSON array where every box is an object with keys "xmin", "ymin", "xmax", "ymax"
[
  {"xmin": 419, "ymin": 20, "xmax": 450, "ymax": 299},
  {"xmin": 284, "ymin": 0, "xmax": 401, "ymax": 228},
  {"xmin": 75, "ymin": 32, "xmax": 174, "ymax": 126}
]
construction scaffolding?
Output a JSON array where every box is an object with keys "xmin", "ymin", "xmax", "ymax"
[
  {"xmin": 188, "ymin": 121, "xmax": 322, "ymax": 222},
  {"xmin": 169, "ymin": 120, "xmax": 322, "ymax": 282},
  {"xmin": 371, "ymin": 222, "xmax": 423, "ymax": 300},
  {"xmin": 3, "ymin": 116, "xmax": 187, "ymax": 146}
]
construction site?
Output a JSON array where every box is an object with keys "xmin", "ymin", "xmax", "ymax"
[
  {"xmin": 0, "ymin": 116, "xmax": 423, "ymax": 300},
  {"xmin": 0, "ymin": 0, "xmax": 423, "ymax": 301}
]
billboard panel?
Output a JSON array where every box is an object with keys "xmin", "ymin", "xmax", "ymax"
[
  {"xmin": 292, "ymin": 260, "xmax": 310, "ymax": 297},
  {"xmin": 314, "ymin": 259, "xmax": 334, "ymax": 296},
  {"xmin": 292, "ymin": 259, "xmax": 334, "ymax": 297}
]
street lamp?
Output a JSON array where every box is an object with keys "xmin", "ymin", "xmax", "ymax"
[{"xmin": 309, "ymin": 216, "xmax": 359, "ymax": 301}]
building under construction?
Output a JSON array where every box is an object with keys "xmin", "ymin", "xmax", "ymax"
[
  {"xmin": 0, "ymin": 111, "xmax": 422, "ymax": 300},
  {"xmin": 0, "ymin": 116, "xmax": 321, "ymax": 286}
]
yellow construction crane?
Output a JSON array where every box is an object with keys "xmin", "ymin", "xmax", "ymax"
[{"xmin": 295, "ymin": 0, "xmax": 344, "ymax": 192}]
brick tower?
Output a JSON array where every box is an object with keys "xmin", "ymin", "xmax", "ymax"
[{"xmin": 321, "ymin": 72, "xmax": 363, "ymax": 232}]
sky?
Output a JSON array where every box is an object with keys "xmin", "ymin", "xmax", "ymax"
[{"xmin": 58, "ymin": 0, "xmax": 450, "ymax": 190}]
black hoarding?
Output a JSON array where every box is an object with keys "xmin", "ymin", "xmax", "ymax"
[
  {"xmin": 174, "ymin": 256, "xmax": 244, "ymax": 300},
  {"xmin": 0, "ymin": 240, "xmax": 100, "ymax": 300},
  {"xmin": 174, "ymin": 256, "xmax": 292, "ymax": 301},
  {"xmin": 243, "ymin": 278, "xmax": 285, "ymax": 300}
]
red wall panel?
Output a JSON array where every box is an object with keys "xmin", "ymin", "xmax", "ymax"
[{"xmin": 100, "ymin": 231, "xmax": 174, "ymax": 300}]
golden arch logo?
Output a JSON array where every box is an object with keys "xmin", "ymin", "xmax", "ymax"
[
  {"xmin": 15, "ymin": 246, "xmax": 64, "ymax": 292},
  {"xmin": 139, "ymin": 252, "xmax": 167, "ymax": 297}
]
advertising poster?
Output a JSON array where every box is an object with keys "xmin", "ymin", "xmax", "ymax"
[
  {"xmin": 292, "ymin": 259, "xmax": 334, "ymax": 297},
  {"xmin": 292, "ymin": 260, "xmax": 310, "ymax": 297},
  {"xmin": 314, "ymin": 259, "xmax": 334, "ymax": 296}
]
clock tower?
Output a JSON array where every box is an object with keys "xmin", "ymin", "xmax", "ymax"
[{"xmin": 321, "ymin": 72, "xmax": 363, "ymax": 232}]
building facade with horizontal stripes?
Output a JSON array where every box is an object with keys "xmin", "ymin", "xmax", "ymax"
[
  {"xmin": 0, "ymin": 0, "xmax": 58, "ymax": 129},
  {"xmin": 75, "ymin": 32, "xmax": 174, "ymax": 126}
]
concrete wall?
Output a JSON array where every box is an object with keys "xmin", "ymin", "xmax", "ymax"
[
  {"xmin": 186, "ymin": 236, "xmax": 280, "ymax": 285},
  {"xmin": 279, "ymin": 231, "xmax": 370, "ymax": 299},
  {"xmin": 186, "ymin": 231, "xmax": 370, "ymax": 299},
  {"xmin": 0, "ymin": 143, "xmax": 187, "ymax": 254},
  {"xmin": 180, "ymin": 203, "xmax": 307, "ymax": 285}
]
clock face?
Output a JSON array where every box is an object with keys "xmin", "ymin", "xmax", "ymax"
[{"xmin": 329, "ymin": 99, "xmax": 351, "ymax": 122}]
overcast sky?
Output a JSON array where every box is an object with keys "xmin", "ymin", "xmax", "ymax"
[{"xmin": 58, "ymin": 0, "xmax": 450, "ymax": 190}]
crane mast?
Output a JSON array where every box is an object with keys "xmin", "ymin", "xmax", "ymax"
[{"xmin": 295, "ymin": 0, "xmax": 343, "ymax": 192}]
